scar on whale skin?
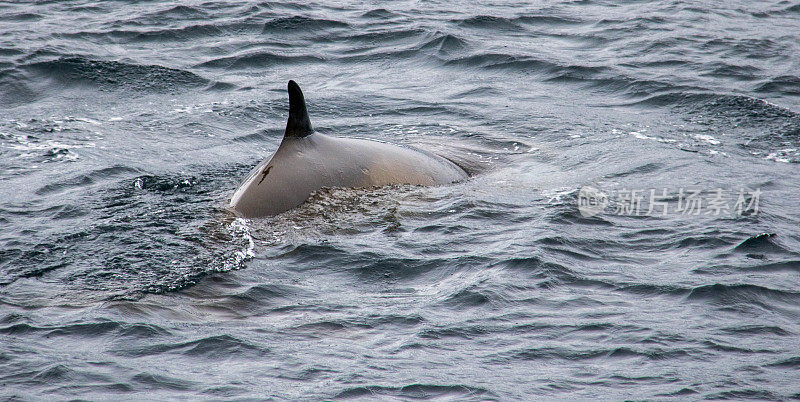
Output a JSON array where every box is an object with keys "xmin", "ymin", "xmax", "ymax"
[{"xmin": 258, "ymin": 165, "xmax": 273, "ymax": 185}]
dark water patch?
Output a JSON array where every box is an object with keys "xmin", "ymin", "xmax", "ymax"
[
  {"xmin": 444, "ymin": 53, "xmax": 556, "ymax": 72},
  {"xmin": 201, "ymin": 385, "xmax": 249, "ymax": 397},
  {"xmin": 25, "ymin": 57, "xmax": 209, "ymax": 92},
  {"xmin": 1, "ymin": 363, "xmax": 119, "ymax": 389},
  {"xmin": 704, "ymin": 389, "xmax": 782, "ymax": 400},
  {"xmin": 701, "ymin": 37, "xmax": 790, "ymax": 60},
  {"xmin": 444, "ymin": 54, "xmax": 688, "ymax": 97},
  {"xmin": 615, "ymin": 283, "xmax": 690, "ymax": 298},
  {"xmin": 334, "ymin": 384, "xmax": 495, "ymax": 400},
  {"xmin": 629, "ymin": 92, "xmax": 719, "ymax": 107},
  {"xmin": 0, "ymin": 48, "xmax": 24, "ymax": 57},
  {"xmin": 418, "ymin": 324, "xmax": 490, "ymax": 339},
  {"xmin": 0, "ymin": 323, "xmax": 42, "ymax": 336},
  {"xmin": 734, "ymin": 232, "xmax": 777, "ymax": 250},
  {"xmin": 140, "ymin": 5, "xmax": 210, "ymax": 21},
  {"xmin": 45, "ymin": 321, "xmax": 121, "ymax": 338},
  {"xmin": 765, "ymin": 356, "xmax": 800, "ymax": 368},
  {"xmin": 674, "ymin": 233, "xmax": 735, "ymax": 250},
  {"xmin": 518, "ymin": 14, "xmax": 583, "ymax": 25},
  {"xmin": 544, "ymin": 204, "xmax": 615, "ymax": 227},
  {"xmin": 720, "ymin": 325, "xmax": 791, "ymax": 336},
  {"xmin": 130, "ymin": 372, "xmax": 195, "ymax": 391},
  {"xmin": 230, "ymin": 283, "xmax": 296, "ymax": 302},
  {"xmin": 248, "ymin": 1, "xmax": 312, "ymax": 12},
  {"xmin": 732, "ymin": 233, "xmax": 790, "ymax": 256},
  {"xmin": 290, "ymin": 320, "xmax": 349, "ymax": 334},
  {"xmin": 113, "ymin": 334, "xmax": 268, "ymax": 359},
  {"xmin": 686, "ymin": 283, "xmax": 800, "ymax": 308},
  {"xmin": 781, "ymin": 3, "xmax": 800, "ymax": 14},
  {"xmin": 35, "ymin": 165, "xmax": 141, "ymax": 196},
  {"xmin": 231, "ymin": 129, "xmax": 277, "ymax": 143},
  {"xmin": 440, "ymin": 288, "xmax": 496, "ymax": 308},
  {"xmin": 0, "ymin": 320, "xmax": 171, "ymax": 340},
  {"xmin": 280, "ymin": 243, "xmax": 490, "ymax": 281},
  {"xmin": 262, "ymin": 15, "xmax": 350, "ymax": 33},
  {"xmin": 493, "ymin": 346, "xmax": 690, "ymax": 363},
  {"xmin": 64, "ymin": 4, "xmax": 107, "ymax": 13},
  {"xmin": 215, "ymin": 283, "xmax": 301, "ymax": 314},
  {"xmin": 206, "ymin": 80, "xmax": 237, "ymax": 91},
  {"xmin": 497, "ymin": 257, "xmax": 615, "ymax": 291},
  {"xmin": 339, "ymin": 48, "xmax": 420, "ymax": 63},
  {"xmin": 701, "ymin": 62, "xmax": 762, "ymax": 81},
  {"xmin": 548, "ymin": 73, "xmax": 687, "ymax": 98},
  {"xmin": 0, "ymin": 73, "xmax": 39, "ymax": 107},
  {"xmin": 60, "ymin": 22, "xmax": 263, "ymax": 43},
  {"xmin": 450, "ymin": 85, "xmax": 503, "ymax": 98},
  {"xmin": 118, "ymin": 323, "xmax": 172, "ymax": 339},
  {"xmin": 198, "ymin": 53, "xmax": 325, "ymax": 69},
  {"xmin": 454, "ymin": 15, "xmax": 522, "ymax": 30},
  {"xmin": 276, "ymin": 365, "xmax": 338, "ymax": 381},
  {"xmin": 756, "ymin": 75, "xmax": 800, "ymax": 96},
  {"xmin": 0, "ymin": 12, "xmax": 43, "ymax": 22},
  {"xmin": 361, "ymin": 8, "xmax": 401, "ymax": 19},
  {"xmin": 735, "ymin": 260, "xmax": 800, "ymax": 274},
  {"xmin": 693, "ymin": 94, "xmax": 799, "ymax": 122},
  {"xmin": 287, "ymin": 314, "xmax": 423, "ymax": 333},
  {"xmin": 352, "ymin": 256, "xmax": 456, "ymax": 280},
  {"xmin": 654, "ymin": 387, "xmax": 700, "ymax": 397},
  {"xmin": 702, "ymin": 340, "xmax": 775, "ymax": 354},
  {"xmin": 340, "ymin": 28, "xmax": 426, "ymax": 45},
  {"xmin": 420, "ymin": 32, "xmax": 469, "ymax": 56}
]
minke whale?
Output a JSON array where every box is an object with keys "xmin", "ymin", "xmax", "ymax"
[{"xmin": 229, "ymin": 80, "xmax": 468, "ymax": 218}]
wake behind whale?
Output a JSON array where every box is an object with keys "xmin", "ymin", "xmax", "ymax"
[{"xmin": 229, "ymin": 80, "xmax": 468, "ymax": 218}]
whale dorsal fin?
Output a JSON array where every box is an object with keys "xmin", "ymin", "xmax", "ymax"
[{"xmin": 284, "ymin": 80, "xmax": 313, "ymax": 138}]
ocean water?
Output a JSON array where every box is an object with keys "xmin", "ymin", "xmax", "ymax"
[{"xmin": 2, "ymin": 0, "xmax": 800, "ymax": 399}]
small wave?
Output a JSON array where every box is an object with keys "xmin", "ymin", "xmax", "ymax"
[
  {"xmin": 766, "ymin": 356, "xmax": 800, "ymax": 368},
  {"xmin": 131, "ymin": 372, "xmax": 195, "ymax": 391},
  {"xmin": 113, "ymin": 334, "xmax": 269, "ymax": 358},
  {"xmin": 340, "ymin": 27, "xmax": 426, "ymax": 44},
  {"xmin": 518, "ymin": 15, "xmax": 584, "ymax": 25},
  {"xmin": 198, "ymin": 53, "xmax": 324, "ymax": 69},
  {"xmin": 0, "ymin": 320, "xmax": 172, "ymax": 339},
  {"xmin": 420, "ymin": 32, "xmax": 469, "ymax": 55},
  {"xmin": 720, "ymin": 325, "xmax": 791, "ymax": 336},
  {"xmin": 755, "ymin": 75, "xmax": 800, "ymax": 96},
  {"xmin": 733, "ymin": 233, "xmax": 785, "ymax": 253},
  {"xmin": 35, "ymin": 165, "xmax": 140, "ymax": 196},
  {"xmin": 444, "ymin": 53, "xmax": 557, "ymax": 71},
  {"xmin": 703, "ymin": 389, "xmax": 782, "ymax": 400},
  {"xmin": 0, "ymin": 12, "xmax": 43, "ymax": 22},
  {"xmin": 491, "ymin": 345, "xmax": 690, "ymax": 363},
  {"xmin": 454, "ymin": 15, "xmax": 522, "ymax": 30},
  {"xmin": 262, "ymin": 15, "xmax": 350, "ymax": 33},
  {"xmin": 700, "ymin": 62, "xmax": 762, "ymax": 81},
  {"xmin": 360, "ymin": 8, "xmax": 401, "ymax": 19},
  {"xmin": 140, "ymin": 5, "xmax": 210, "ymax": 21},
  {"xmin": 59, "ymin": 22, "xmax": 262, "ymax": 43},
  {"xmin": 25, "ymin": 57, "xmax": 209, "ymax": 93},
  {"xmin": 334, "ymin": 384, "xmax": 495, "ymax": 400},
  {"xmin": 686, "ymin": 283, "xmax": 800, "ymax": 306}
]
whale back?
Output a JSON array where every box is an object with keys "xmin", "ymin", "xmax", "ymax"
[{"xmin": 228, "ymin": 81, "xmax": 468, "ymax": 218}]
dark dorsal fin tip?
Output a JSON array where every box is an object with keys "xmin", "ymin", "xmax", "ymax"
[{"xmin": 285, "ymin": 80, "xmax": 313, "ymax": 138}]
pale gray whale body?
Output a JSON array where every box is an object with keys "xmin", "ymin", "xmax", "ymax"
[{"xmin": 229, "ymin": 81, "xmax": 468, "ymax": 218}]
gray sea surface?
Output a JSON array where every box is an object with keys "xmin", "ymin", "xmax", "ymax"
[{"xmin": 2, "ymin": 0, "xmax": 800, "ymax": 399}]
